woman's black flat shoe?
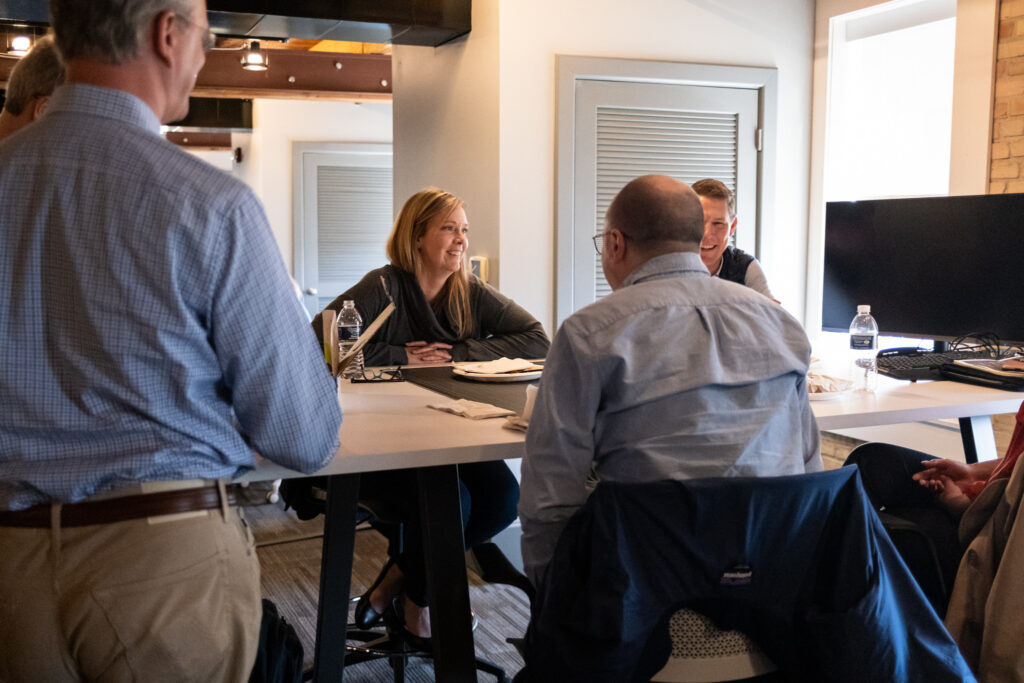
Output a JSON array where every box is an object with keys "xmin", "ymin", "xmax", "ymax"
[{"xmin": 353, "ymin": 558, "xmax": 395, "ymax": 629}]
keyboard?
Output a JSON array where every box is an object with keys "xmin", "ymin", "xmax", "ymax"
[{"xmin": 876, "ymin": 348, "xmax": 993, "ymax": 381}]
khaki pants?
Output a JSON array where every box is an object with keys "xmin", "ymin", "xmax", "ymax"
[{"xmin": 0, "ymin": 507, "xmax": 261, "ymax": 683}]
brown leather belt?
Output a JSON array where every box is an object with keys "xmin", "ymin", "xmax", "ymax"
[{"xmin": 0, "ymin": 484, "xmax": 246, "ymax": 528}]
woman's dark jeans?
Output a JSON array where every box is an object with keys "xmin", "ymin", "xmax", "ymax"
[{"xmin": 358, "ymin": 459, "xmax": 520, "ymax": 605}]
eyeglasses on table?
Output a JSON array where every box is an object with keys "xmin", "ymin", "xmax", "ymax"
[{"xmin": 350, "ymin": 366, "xmax": 405, "ymax": 383}]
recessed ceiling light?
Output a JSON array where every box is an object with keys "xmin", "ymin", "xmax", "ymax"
[
  {"xmin": 8, "ymin": 35, "xmax": 31, "ymax": 56},
  {"xmin": 241, "ymin": 41, "xmax": 268, "ymax": 71}
]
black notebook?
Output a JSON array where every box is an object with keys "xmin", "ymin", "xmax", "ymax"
[{"xmin": 940, "ymin": 357, "xmax": 1024, "ymax": 391}]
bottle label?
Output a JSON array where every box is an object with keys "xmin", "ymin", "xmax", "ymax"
[{"xmin": 850, "ymin": 334, "xmax": 875, "ymax": 350}]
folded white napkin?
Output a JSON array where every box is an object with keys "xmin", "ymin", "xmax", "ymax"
[
  {"xmin": 459, "ymin": 357, "xmax": 542, "ymax": 374},
  {"xmin": 503, "ymin": 416, "xmax": 530, "ymax": 432},
  {"xmin": 427, "ymin": 399, "xmax": 516, "ymax": 420}
]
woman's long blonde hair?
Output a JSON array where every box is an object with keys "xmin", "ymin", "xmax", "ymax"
[{"xmin": 386, "ymin": 188, "xmax": 474, "ymax": 339}]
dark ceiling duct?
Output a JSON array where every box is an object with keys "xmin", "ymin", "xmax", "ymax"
[{"xmin": 0, "ymin": 0, "xmax": 471, "ymax": 47}]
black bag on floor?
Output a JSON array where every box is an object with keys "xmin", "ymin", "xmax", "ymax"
[{"xmin": 249, "ymin": 599, "xmax": 304, "ymax": 683}]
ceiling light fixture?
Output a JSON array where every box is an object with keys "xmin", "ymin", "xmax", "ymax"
[
  {"xmin": 241, "ymin": 41, "xmax": 268, "ymax": 71},
  {"xmin": 8, "ymin": 35, "xmax": 31, "ymax": 56}
]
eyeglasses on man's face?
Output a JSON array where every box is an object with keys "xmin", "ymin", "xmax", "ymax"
[
  {"xmin": 174, "ymin": 12, "xmax": 216, "ymax": 53},
  {"xmin": 592, "ymin": 229, "xmax": 638, "ymax": 255}
]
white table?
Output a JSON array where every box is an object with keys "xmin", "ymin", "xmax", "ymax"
[
  {"xmin": 253, "ymin": 375, "xmax": 1023, "ymax": 681},
  {"xmin": 249, "ymin": 380, "xmax": 526, "ymax": 683},
  {"xmin": 810, "ymin": 375, "xmax": 1024, "ymax": 462}
]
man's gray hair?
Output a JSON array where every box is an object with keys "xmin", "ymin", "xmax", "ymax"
[
  {"xmin": 50, "ymin": 0, "xmax": 194, "ymax": 65},
  {"xmin": 2, "ymin": 35, "xmax": 65, "ymax": 116}
]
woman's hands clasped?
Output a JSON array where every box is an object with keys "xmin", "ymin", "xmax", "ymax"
[{"xmin": 405, "ymin": 341, "xmax": 453, "ymax": 365}]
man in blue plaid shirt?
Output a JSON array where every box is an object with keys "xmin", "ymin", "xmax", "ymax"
[{"xmin": 0, "ymin": 1, "xmax": 341, "ymax": 680}]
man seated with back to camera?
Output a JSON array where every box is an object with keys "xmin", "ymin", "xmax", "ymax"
[
  {"xmin": 518, "ymin": 174, "xmax": 821, "ymax": 588},
  {"xmin": 692, "ymin": 178, "xmax": 775, "ymax": 300}
]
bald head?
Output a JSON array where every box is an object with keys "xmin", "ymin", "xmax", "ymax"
[{"xmin": 605, "ymin": 175, "xmax": 704, "ymax": 252}]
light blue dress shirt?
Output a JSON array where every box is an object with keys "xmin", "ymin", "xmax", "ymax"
[
  {"xmin": 519, "ymin": 251, "xmax": 822, "ymax": 585},
  {"xmin": 0, "ymin": 84, "xmax": 341, "ymax": 510}
]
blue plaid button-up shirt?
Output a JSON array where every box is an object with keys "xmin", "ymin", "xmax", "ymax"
[{"xmin": 0, "ymin": 84, "xmax": 341, "ymax": 510}]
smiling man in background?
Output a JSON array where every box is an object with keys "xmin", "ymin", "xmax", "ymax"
[
  {"xmin": 693, "ymin": 177, "xmax": 775, "ymax": 299},
  {"xmin": 0, "ymin": 1, "xmax": 341, "ymax": 681}
]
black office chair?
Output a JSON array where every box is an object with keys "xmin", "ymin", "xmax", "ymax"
[
  {"xmin": 875, "ymin": 510, "xmax": 954, "ymax": 617},
  {"xmin": 280, "ymin": 476, "xmax": 523, "ymax": 683},
  {"xmin": 518, "ymin": 468, "xmax": 974, "ymax": 683}
]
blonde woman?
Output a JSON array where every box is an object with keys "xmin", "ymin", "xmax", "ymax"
[
  {"xmin": 314, "ymin": 187, "xmax": 549, "ymax": 644},
  {"xmin": 315, "ymin": 187, "xmax": 548, "ymax": 366}
]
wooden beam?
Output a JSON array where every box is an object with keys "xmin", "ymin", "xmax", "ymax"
[
  {"xmin": 165, "ymin": 131, "xmax": 232, "ymax": 149},
  {"xmin": 1, "ymin": 50, "xmax": 392, "ymax": 101},
  {"xmin": 195, "ymin": 49, "xmax": 391, "ymax": 99}
]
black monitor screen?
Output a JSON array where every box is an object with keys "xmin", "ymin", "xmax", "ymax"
[{"xmin": 822, "ymin": 193, "xmax": 1024, "ymax": 345}]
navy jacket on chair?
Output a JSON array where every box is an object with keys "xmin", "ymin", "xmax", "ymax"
[{"xmin": 522, "ymin": 467, "xmax": 975, "ymax": 682}]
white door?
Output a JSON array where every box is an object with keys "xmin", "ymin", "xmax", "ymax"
[
  {"xmin": 293, "ymin": 143, "xmax": 393, "ymax": 316},
  {"xmin": 568, "ymin": 79, "xmax": 760, "ymax": 312}
]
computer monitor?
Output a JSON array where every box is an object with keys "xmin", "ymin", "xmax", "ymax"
[{"xmin": 821, "ymin": 193, "xmax": 1024, "ymax": 346}]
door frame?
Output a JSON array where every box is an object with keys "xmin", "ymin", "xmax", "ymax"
[
  {"xmin": 292, "ymin": 141, "xmax": 393, "ymax": 313},
  {"xmin": 555, "ymin": 56, "xmax": 778, "ymax": 325}
]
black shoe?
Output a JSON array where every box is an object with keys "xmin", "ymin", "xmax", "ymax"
[
  {"xmin": 354, "ymin": 558, "xmax": 396, "ymax": 629},
  {"xmin": 383, "ymin": 599, "xmax": 433, "ymax": 652}
]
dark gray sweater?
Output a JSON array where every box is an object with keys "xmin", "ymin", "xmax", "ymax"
[{"xmin": 313, "ymin": 265, "xmax": 549, "ymax": 366}]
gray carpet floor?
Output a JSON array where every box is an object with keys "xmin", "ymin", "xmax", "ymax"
[{"xmin": 247, "ymin": 502, "xmax": 530, "ymax": 681}]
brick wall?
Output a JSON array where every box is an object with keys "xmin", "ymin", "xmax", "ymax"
[{"xmin": 992, "ymin": 0, "xmax": 1024, "ymax": 192}]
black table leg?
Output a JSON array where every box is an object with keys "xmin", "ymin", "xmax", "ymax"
[
  {"xmin": 960, "ymin": 417, "xmax": 980, "ymax": 464},
  {"xmin": 313, "ymin": 473, "xmax": 361, "ymax": 682},
  {"xmin": 418, "ymin": 464, "xmax": 477, "ymax": 681}
]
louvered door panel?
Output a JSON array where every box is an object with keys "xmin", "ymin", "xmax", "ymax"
[
  {"xmin": 294, "ymin": 145, "xmax": 392, "ymax": 316},
  {"xmin": 594, "ymin": 108, "xmax": 739, "ymax": 299},
  {"xmin": 570, "ymin": 80, "xmax": 758, "ymax": 313},
  {"xmin": 316, "ymin": 166, "xmax": 393, "ymax": 310}
]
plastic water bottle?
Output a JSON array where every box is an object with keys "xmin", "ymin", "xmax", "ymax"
[
  {"xmin": 337, "ymin": 300, "xmax": 364, "ymax": 379},
  {"xmin": 849, "ymin": 304, "xmax": 878, "ymax": 392}
]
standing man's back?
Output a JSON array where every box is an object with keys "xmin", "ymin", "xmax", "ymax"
[
  {"xmin": 0, "ymin": 2, "xmax": 341, "ymax": 680},
  {"xmin": 519, "ymin": 175, "xmax": 820, "ymax": 586}
]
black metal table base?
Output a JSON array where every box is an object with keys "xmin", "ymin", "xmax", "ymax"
[{"xmin": 311, "ymin": 464, "xmax": 482, "ymax": 682}]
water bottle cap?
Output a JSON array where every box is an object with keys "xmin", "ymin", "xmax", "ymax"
[
  {"xmin": 857, "ymin": 305, "xmax": 870, "ymax": 314},
  {"xmin": 342, "ymin": 300, "xmax": 355, "ymax": 307}
]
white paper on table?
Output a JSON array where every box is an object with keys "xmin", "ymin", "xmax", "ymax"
[
  {"xmin": 427, "ymin": 399, "xmax": 516, "ymax": 420},
  {"xmin": 458, "ymin": 357, "xmax": 542, "ymax": 375}
]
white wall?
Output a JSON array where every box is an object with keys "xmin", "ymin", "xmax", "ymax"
[
  {"xmin": 392, "ymin": 5, "xmax": 501, "ymax": 282},
  {"xmin": 395, "ymin": 0, "xmax": 815, "ymax": 333},
  {"xmin": 248, "ymin": 99, "xmax": 393, "ymax": 272}
]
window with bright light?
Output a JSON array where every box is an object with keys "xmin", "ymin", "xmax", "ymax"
[
  {"xmin": 825, "ymin": 0, "xmax": 956, "ymax": 201},
  {"xmin": 818, "ymin": 0, "xmax": 957, "ymax": 355}
]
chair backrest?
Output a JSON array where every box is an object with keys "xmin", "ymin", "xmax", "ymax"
[{"xmin": 522, "ymin": 467, "xmax": 975, "ymax": 683}]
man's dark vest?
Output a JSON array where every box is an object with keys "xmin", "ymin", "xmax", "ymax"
[{"xmin": 718, "ymin": 246, "xmax": 755, "ymax": 285}]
